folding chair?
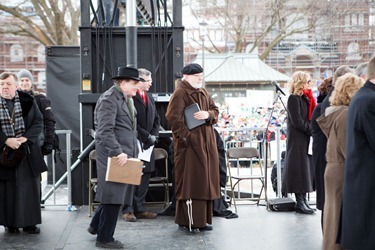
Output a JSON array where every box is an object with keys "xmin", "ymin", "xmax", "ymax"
[
  {"xmin": 227, "ymin": 147, "xmax": 265, "ymax": 212},
  {"xmin": 148, "ymin": 148, "xmax": 170, "ymax": 207},
  {"xmin": 88, "ymin": 150, "xmax": 100, "ymax": 217}
]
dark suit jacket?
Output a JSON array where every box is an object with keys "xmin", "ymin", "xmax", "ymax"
[
  {"xmin": 133, "ymin": 92, "xmax": 160, "ymax": 172},
  {"xmin": 341, "ymin": 81, "xmax": 375, "ymax": 249}
]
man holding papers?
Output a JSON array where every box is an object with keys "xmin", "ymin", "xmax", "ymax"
[
  {"xmin": 122, "ymin": 68, "xmax": 160, "ymax": 222},
  {"xmin": 88, "ymin": 67, "xmax": 143, "ymax": 249},
  {"xmin": 165, "ymin": 63, "xmax": 220, "ymax": 234}
]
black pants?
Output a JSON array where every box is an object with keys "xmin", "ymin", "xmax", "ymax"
[
  {"xmin": 90, "ymin": 204, "xmax": 121, "ymax": 243},
  {"xmin": 122, "ymin": 172, "xmax": 151, "ymax": 214}
]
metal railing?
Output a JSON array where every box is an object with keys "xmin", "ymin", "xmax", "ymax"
[{"xmin": 41, "ymin": 130, "xmax": 72, "ymax": 209}]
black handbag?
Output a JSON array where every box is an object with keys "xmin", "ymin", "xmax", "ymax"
[
  {"xmin": 268, "ymin": 197, "xmax": 296, "ymax": 212},
  {"xmin": 0, "ymin": 144, "xmax": 28, "ymax": 168}
]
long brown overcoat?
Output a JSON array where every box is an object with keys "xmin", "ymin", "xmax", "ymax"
[
  {"xmin": 165, "ymin": 80, "xmax": 220, "ymax": 201},
  {"xmin": 317, "ymin": 106, "xmax": 347, "ymax": 250}
]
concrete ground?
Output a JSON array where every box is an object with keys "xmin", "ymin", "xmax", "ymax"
[{"xmin": 0, "ymin": 199, "xmax": 322, "ymax": 250}]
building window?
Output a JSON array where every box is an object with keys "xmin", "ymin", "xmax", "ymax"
[
  {"xmin": 347, "ymin": 42, "xmax": 361, "ymax": 60},
  {"xmin": 10, "ymin": 44, "xmax": 23, "ymax": 62},
  {"xmin": 358, "ymin": 14, "xmax": 364, "ymax": 26},
  {"xmin": 352, "ymin": 14, "xmax": 357, "ymax": 26}
]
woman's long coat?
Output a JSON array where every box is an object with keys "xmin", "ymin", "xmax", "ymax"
[
  {"xmin": 165, "ymin": 80, "xmax": 220, "ymax": 201},
  {"xmin": 0, "ymin": 91, "xmax": 46, "ymax": 228},
  {"xmin": 282, "ymin": 94, "xmax": 314, "ymax": 194},
  {"xmin": 341, "ymin": 81, "xmax": 375, "ymax": 249},
  {"xmin": 94, "ymin": 86, "xmax": 139, "ymax": 205},
  {"xmin": 317, "ymin": 106, "xmax": 347, "ymax": 250}
]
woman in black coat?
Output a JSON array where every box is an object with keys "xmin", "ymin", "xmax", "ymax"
[{"xmin": 282, "ymin": 71, "xmax": 315, "ymax": 214}]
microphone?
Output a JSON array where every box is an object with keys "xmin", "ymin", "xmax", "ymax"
[{"xmin": 271, "ymin": 81, "xmax": 286, "ymax": 96}]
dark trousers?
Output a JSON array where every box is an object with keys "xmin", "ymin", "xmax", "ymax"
[
  {"xmin": 122, "ymin": 172, "xmax": 151, "ymax": 214},
  {"xmin": 90, "ymin": 204, "xmax": 121, "ymax": 243}
]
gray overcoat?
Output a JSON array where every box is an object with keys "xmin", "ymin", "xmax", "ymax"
[{"xmin": 94, "ymin": 86, "xmax": 139, "ymax": 205}]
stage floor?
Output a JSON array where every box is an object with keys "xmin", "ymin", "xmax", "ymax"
[{"xmin": 1, "ymin": 201, "xmax": 322, "ymax": 250}]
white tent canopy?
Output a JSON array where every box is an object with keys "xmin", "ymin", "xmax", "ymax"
[{"xmin": 193, "ymin": 53, "xmax": 290, "ymax": 84}]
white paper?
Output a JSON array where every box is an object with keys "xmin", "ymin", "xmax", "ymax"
[
  {"xmin": 137, "ymin": 140, "xmax": 154, "ymax": 162},
  {"xmin": 308, "ymin": 136, "xmax": 313, "ymax": 155}
]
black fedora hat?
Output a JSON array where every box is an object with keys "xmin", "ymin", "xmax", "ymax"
[{"xmin": 112, "ymin": 66, "xmax": 142, "ymax": 81}]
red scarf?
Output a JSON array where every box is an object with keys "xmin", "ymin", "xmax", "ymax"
[{"xmin": 303, "ymin": 89, "xmax": 316, "ymax": 121}]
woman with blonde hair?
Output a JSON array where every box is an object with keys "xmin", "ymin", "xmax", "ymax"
[
  {"xmin": 317, "ymin": 73, "xmax": 364, "ymax": 250},
  {"xmin": 282, "ymin": 71, "xmax": 316, "ymax": 214}
]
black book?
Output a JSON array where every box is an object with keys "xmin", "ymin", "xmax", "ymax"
[{"xmin": 184, "ymin": 103, "xmax": 205, "ymax": 130}]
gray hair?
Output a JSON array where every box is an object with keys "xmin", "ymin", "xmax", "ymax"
[
  {"xmin": 333, "ymin": 65, "xmax": 354, "ymax": 85},
  {"xmin": 138, "ymin": 68, "xmax": 151, "ymax": 78},
  {"xmin": 354, "ymin": 62, "xmax": 368, "ymax": 78}
]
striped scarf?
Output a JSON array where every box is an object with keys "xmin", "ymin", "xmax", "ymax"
[{"xmin": 0, "ymin": 92, "xmax": 25, "ymax": 137}]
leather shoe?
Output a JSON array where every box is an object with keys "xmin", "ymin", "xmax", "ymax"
[
  {"xmin": 5, "ymin": 226, "xmax": 19, "ymax": 233},
  {"xmin": 23, "ymin": 226, "xmax": 40, "ymax": 234},
  {"xmin": 87, "ymin": 226, "xmax": 97, "ymax": 235},
  {"xmin": 135, "ymin": 211, "xmax": 157, "ymax": 219},
  {"xmin": 122, "ymin": 212, "xmax": 136, "ymax": 222},
  {"xmin": 95, "ymin": 239, "xmax": 124, "ymax": 249},
  {"xmin": 198, "ymin": 224, "xmax": 213, "ymax": 231},
  {"xmin": 178, "ymin": 225, "xmax": 200, "ymax": 234}
]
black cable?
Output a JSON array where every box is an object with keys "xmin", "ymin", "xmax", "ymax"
[{"xmin": 109, "ymin": 0, "xmax": 119, "ymax": 27}]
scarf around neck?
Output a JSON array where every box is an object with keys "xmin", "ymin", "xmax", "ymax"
[
  {"xmin": 0, "ymin": 91, "xmax": 25, "ymax": 137},
  {"xmin": 303, "ymin": 89, "xmax": 317, "ymax": 121}
]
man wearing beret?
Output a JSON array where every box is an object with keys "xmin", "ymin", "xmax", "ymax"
[
  {"xmin": 88, "ymin": 66, "xmax": 143, "ymax": 249},
  {"xmin": 165, "ymin": 63, "xmax": 220, "ymax": 233}
]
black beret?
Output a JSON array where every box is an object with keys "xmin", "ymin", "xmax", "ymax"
[{"xmin": 181, "ymin": 63, "xmax": 204, "ymax": 75}]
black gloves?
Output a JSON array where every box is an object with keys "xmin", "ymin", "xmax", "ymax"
[
  {"xmin": 143, "ymin": 135, "xmax": 158, "ymax": 150},
  {"xmin": 41, "ymin": 143, "xmax": 53, "ymax": 155}
]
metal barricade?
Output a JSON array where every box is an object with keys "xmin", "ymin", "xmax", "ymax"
[
  {"xmin": 41, "ymin": 130, "xmax": 72, "ymax": 209},
  {"xmin": 218, "ymin": 127, "xmax": 286, "ymax": 203}
]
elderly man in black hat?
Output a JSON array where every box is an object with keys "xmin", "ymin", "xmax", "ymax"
[
  {"xmin": 87, "ymin": 66, "xmax": 144, "ymax": 249},
  {"xmin": 165, "ymin": 63, "xmax": 220, "ymax": 234}
]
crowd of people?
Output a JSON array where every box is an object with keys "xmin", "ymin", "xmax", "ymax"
[
  {"xmin": 281, "ymin": 59, "xmax": 374, "ymax": 250},
  {"xmin": 2, "ymin": 56, "xmax": 375, "ymax": 249}
]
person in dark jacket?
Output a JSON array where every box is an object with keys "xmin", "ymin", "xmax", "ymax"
[
  {"xmin": 0, "ymin": 72, "xmax": 47, "ymax": 234},
  {"xmin": 122, "ymin": 68, "xmax": 160, "ymax": 221},
  {"xmin": 311, "ymin": 77, "xmax": 333, "ymax": 213},
  {"xmin": 17, "ymin": 69, "xmax": 56, "ymax": 155},
  {"xmin": 281, "ymin": 71, "xmax": 315, "ymax": 214},
  {"xmin": 212, "ymin": 128, "xmax": 238, "ymax": 219},
  {"xmin": 271, "ymin": 151, "xmax": 285, "ymax": 196},
  {"xmin": 88, "ymin": 67, "xmax": 143, "ymax": 249},
  {"xmin": 165, "ymin": 63, "xmax": 220, "ymax": 234},
  {"xmin": 311, "ymin": 66, "xmax": 353, "ymax": 228},
  {"xmin": 340, "ymin": 56, "xmax": 375, "ymax": 249}
]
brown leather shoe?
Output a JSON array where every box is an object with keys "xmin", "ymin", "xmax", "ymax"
[
  {"xmin": 122, "ymin": 212, "xmax": 136, "ymax": 222},
  {"xmin": 135, "ymin": 211, "xmax": 157, "ymax": 219}
]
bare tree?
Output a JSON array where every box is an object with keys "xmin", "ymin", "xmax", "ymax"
[
  {"xmin": 0, "ymin": 0, "xmax": 80, "ymax": 46},
  {"xmin": 187, "ymin": 0, "xmax": 356, "ymax": 60}
]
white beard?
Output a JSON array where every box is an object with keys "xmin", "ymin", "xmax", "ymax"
[{"xmin": 195, "ymin": 83, "xmax": 202, "ymax": 88}]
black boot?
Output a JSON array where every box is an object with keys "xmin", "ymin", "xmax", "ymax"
[
  {"xmin": 303, "ymin": 194, "xmax": 316, "ymax": 211},
  {"xmin": 295, "ymin": 193, "xmax": 315, "ymax": 214}
]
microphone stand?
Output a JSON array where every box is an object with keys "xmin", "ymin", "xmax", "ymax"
[{"xmin": 263, "ymin": 88, "xmax": 287, "ymax": 209}]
